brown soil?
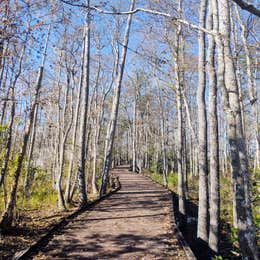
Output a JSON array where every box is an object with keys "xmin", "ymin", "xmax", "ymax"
[
  {"xmin": 32, "ymin": 166, "xmax": 187, "ymax": 259},
  {"xmin": 0, "ymin": 207, "xmax": 77, "ymax": 259}
]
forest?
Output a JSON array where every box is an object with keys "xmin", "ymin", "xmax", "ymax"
[{"xmin": 0, "ymin": 0, "xmax": 259, "ymax": 259}]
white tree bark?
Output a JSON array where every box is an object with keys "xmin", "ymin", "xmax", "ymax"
[
  {"xmin": 23, "ymin": 103, "xmax": 39, "ymax": 196},
  {"xmin": 174, "ymin": 0, "xmax": 186, "ymax": 216},
  {"xmin": 208, "ymin": 0, "xmax": 220, "ymax": 252},
  {"xmin": 216, "ymin": 0, "xmax": 259, "ymax": 258},
  {"xmin": 99, "ymin": 0, "xmax": 135, "ymax": 196},
  {"xmin": 158, "ymin": 87, "xmax": 168, "ymax": 187},
  {"xmin": 76, "ymin": 1, "xmax": 91, "ymax": 209},
  {"xmin": 235, "ymin": 7, "xmax": 260, "ymax": 169},
  {"xmin": 0, "ymin": 41, "xmax": 26, "ymax": 187},
  {"xmin": 197, "ymin": 0, "xmax": 209, "ymax": 242},
  {"xmin": 0, "ymin": 26, "xmax": 50, "ymax": 228}
]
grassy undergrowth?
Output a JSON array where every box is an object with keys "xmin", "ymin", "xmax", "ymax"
[
  {"xmin": 0, "ymin": 158, "xmax": 105, "ymax": 220},
  {"xmin": 0, "ymin": 167, "xmax": 57, "ymax": 215}
]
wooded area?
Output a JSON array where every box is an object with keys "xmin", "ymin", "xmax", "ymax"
[{"xmin": 0, "ymin": 0, "xmax": 259, "ymax": 259}]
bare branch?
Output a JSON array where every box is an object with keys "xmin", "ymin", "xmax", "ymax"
[
  {"xmin": 232, "ymin": 0, "xmax": 260, "ymax": 17},
  {"xmin": 60, "ymin": 0, "xmax": 218, "ymax": 36}
]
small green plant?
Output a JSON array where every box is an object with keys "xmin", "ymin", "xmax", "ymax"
[
  {"xmin": 149, "ymin": 160, "xmax": 158, "ymax": 173},
  {"xmin": 167, "ymin": 172, "xmax": 178, "ymax": 190},
  {"xmin": 211, "ymin": 255, "xmax": 223, "ymax": 260},
  {"xmin": 229, "ymin": 227, "xmax": 238, "ymax": 244},
  {"xmin": 150, "ymin": 173, "xmax": 163, "ymax": 184},
  {"xmin": 96, "ymin": 177, "xmax": 101, "ymax": 188},
  {"xmin": 17, "ymin": 168, "xmax": 57, "ymax": 210}
]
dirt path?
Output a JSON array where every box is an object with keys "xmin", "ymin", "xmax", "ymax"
[{"xmin": 34, "ymin": 166, "xmax": 187, "ymax": 259}]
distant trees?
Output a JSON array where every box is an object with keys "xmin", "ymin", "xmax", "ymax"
[
  {"xmin": 0, "ymin": 24, "xmax": 50, "ymax": 228},
  {"xmin": 99, "ymin": 0, "xmax": 135, "ymax": 196}
]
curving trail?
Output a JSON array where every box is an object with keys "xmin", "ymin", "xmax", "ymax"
[{"xmin": 34, "ymin": 166, "xmax": 187, "ymax": 259}]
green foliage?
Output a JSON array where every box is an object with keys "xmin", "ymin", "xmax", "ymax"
[
  {"xmin": 18, "ymin": 168, "xmax": 57, "ymax": 210},
  {"xmin": 149, "ymin": 160, "xmax": 164, "ymax": 174},
  {"xmin": 211, "ymin": 256, "xmax": 223, "ymax": 260},
  {"xmin": 149, "ymin": 160, "xmax": 157, "ymax": 173},
  {"xmin": 0, "ymin": 124, "xmax": 8, "ymax": 145},
  {"xmin": 149, "ymin": 172, "xmax": 178, "ymax": 191},
  {"xmin": 167, "ymin": 172, "xmax": 178, "ymax": 190},
  {"xmin": 0, "ymin": 154, "xmax": 26, "ymax": 212},
  {"xmin": 219, "ymin": 175, "xmax": 233, "ymax": 224},
  {"xmin": 229, "ymin": 227, "xmax": 238, "ymax": 244},
  {"xmin": 96, "ymin": 177, "xmax": 102, "ymax": 190},
  {"xmin": 150, "ymin": 172, "xmax": 163, "ymax": 184}
]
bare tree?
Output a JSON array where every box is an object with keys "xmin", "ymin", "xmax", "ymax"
[
  {"xmin": 0, "ymin": 40, "xmax": 26, "ymax": 187},
  {"xmin": 0, "ymin": 25, "xmax": 50, "ymax": 228},
  {"xmin": 207, "ymin": 0, "xmax": 220, "ymax": 252},
  {"xmin": 235, "ymin": 6, "xmax": 260, "ymax": 170},
  {"xmin": 76, "ymin": 1, "xmax": 91, "ymax": 209},
  {"xmin": 197, "ymin": 0, "xmax": 209, "ymax": 243},
  {"xmin": 99, "ymin": 0, "xmax": 135, "ymax": 196},
  {"xmin": 231, "ymin": 0, "xmax": 260, "ymax": 17},
  {"xmin": 23, "ymin": 103, "xmax": 39, "ymax": 196},
  {"xmin": 215, "ymin": 0, "xmax": 258, "ymax": 258}
]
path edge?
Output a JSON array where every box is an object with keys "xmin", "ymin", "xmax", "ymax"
[
  {"xmin": 143, "ymin": 174, "xmax": 197, "ymax": 260},
  {"xmin": 168, "ymin": 191, "xmax": 197, "ymax": 260},
  {"xmin": 13, "ymin": 183, "xmax": 121, "ymax": 260}
]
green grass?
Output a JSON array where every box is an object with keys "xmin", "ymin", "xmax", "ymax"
[
  {"xmin": 149, "ymin": 171, "xmax": 178, "ymax": 189},
  {"xmin": 18, "ymin": 169, "xmax": 57, "ymax": 211}
]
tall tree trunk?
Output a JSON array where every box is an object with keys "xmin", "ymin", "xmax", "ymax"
[
  {"xmin": 197, "ymin": 0, "xmax": 209, "ymax": 242},
  {"xmin": 92, "ymin": 124, "xmax": 99, "ymax": 195},
  {"xmin": 132, "ymin": 85, "xmax": 136, "ymax": 173},
  {"xmin": 182, "ymin": 90, "xmax": 197, "ymax": 179},
  {"xmin": 65, "ymin": 66, "xmax": 83, "ymax": 203},
  {"xmin": 0, "ymin": 0, "xmax": 9, "ymax": 85},
  {"xmin": 91, "ymin": 56, "xmax": 102, "ymax": 195},
  {"xmin": 174, "ymin": 0, "xmax": 186, "ymax": 216},
  {"xmin": 0, "ymin": 41, "xmax": 26, "ymax": 187},
  {"xmin": 0, "ymin": 66, "xmax": 11, "ymax": 126},
  {"xmin": 0, "ymin": 26, "xmax": 50, "ymax": 229},
  {"xmin": 99, "ymin": 0, "xmax": 135, "ymax": 196},
  {"xmin": 23, "ymin": 103, "xmax": 39, "ymax": 196},
  {"xmin": 230, "ymin": 9, "xmax": 247, "ymax": 154},
  {"xmin": 57, "ymin": 70, "xmax": 73, "ymax": 210},
  {"xmin": 0, "ymin": 86, "xmax": 15, "ymax": 187},
  {"xmin": 235, "ymin": 7, "xmax": 260, "ymax": 170},
  {"xmin": 0, "ymin": 41, "xmax": 8, "ymax": 92},
  {"xmin": 144, "ymin": 102, "xmax": 149, "ymax": 169},
  {"xmin": 208, "ymin": 0, "xmax": 220, "ymax": 252},
  {"xmin": 76, "ymin": 2, "xmax": 91, "ymax": 209},
  {"xmin": 177, "ymin": 86, "xmax": 185, "ymax": 215},
  {"xmin": 158, "ymin": 87, "xmax": 168, "ymax": 187},
  {"xmin": 182, "ymin": 124, "xmax": 188, "ymax": 198},
  {"xmin": 215, "ymin": 0, "xmax": 258, "ymax": 258}
]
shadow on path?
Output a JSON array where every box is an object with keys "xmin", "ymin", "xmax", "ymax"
[
  {"xmin": 31, "ymin": 166, "xmax": 186, "ymax": 259},
  {"xmin": 171, "ymin": 192, "xmax": 239, "ymax": 259}
]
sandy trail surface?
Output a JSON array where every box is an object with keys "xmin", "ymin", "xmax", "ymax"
[{"xmin": 34, "ymin": 166, "xmax": 187, "ymax": 259}]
